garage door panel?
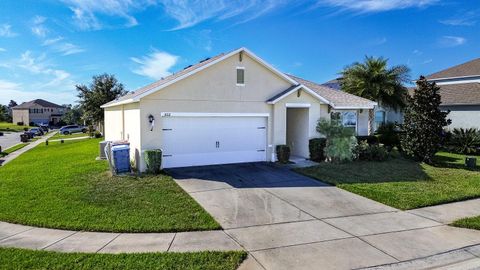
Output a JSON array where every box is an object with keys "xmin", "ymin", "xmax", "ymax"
[{"xmin": 161, "ymin": 116, "xmax": 267, "ymax": 168}]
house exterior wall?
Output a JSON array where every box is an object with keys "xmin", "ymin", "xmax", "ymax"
[
  {"xmin": 12, "ymin": 109, "xmax": 29, "ymax": 124},
  {"xmin": 137, "ymin": 52, "xmax": 293, "ymax": 171},
  {"xmin": 104, "ymin": 103, "xmax": 141, "ymax": 169},
  {"xmin": 442, "ymin": 105, "xmax": 480, "ymax": 130},
  {"xmin": 12, "ymin": 106, "xmax": 64, "ymax": 125}
]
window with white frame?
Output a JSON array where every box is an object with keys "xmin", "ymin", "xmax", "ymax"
[
  {"xmin": 331, "ymin": 111, "xmax": 357, "ymax": 133},
  {"xmin": 236, "ymin": 67, "xmax": 245, "ymax": 85},
  {"xmin": 375, "ymin": 110, "xmax": 386, "ymax": 129}
]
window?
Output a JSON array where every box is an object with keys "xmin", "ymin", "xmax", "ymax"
[
  {"xmin": 331, "ymin": 111, "xmax": 357, "ymax": 133},
  {"xmin": 375, "ymin": 111, "xmax": 385, "ymax": 130},
  {"xmin": 236, "ymin": 67, "xmax": 245, "ymax": 85}
]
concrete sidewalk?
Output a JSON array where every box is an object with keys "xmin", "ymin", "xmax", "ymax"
[
  {"xmin": 408, "ymin": 198, "xmax": 480, "ymax": 224},
  {"xmin": 0, "ymin": 222, "xmax": 241, "ymax": 253}
]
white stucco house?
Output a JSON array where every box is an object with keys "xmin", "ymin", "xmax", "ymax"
[{"xmin": 102, "ymin": 48, "xmax": 376, "ymax": 171}]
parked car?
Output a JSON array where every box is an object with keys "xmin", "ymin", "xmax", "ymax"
[
  {"xmin": 29, "ymin": 128, "xmax": 44, "ymax": 136},
  {"xmin": 39, "ymin": 125, "xmax": 49, "ymax": 133},
  {"xmin": 59, "ymin": 125, "xmax": 87, "ymax": 135}
]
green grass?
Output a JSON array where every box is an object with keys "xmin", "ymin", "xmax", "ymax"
[
  {"xmin": 0, "ymin": 143, "xmax": 28, "ymax": 157},
  {"xmin": 0, "ymin": 139, "xmax": 220, "ymax": 232},
  {"xmin": 452, "ymin": 216, "xmax": 480, "ymax": 230},
  {"xmin": 297, "ymin": 152, "xmax": 480, "ymax": 210},
  {"xmin": 0, "ymin": 122, "xmax": 32, "ymax": 132},
  {"xmin": 0, "ymin": 248, "xmax": 246, "ymax": 270},
  {"xmin": 50, "ymin": 132, "xmax": 90, "ymax": 140}
]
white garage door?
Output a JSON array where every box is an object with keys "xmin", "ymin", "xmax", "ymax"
[{"xmin": 161, "ymin": 115, "xmax": 267, "ymax": 168}]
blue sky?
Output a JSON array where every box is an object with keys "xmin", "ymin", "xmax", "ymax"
[{"xmin": 0, "ymin": 0, "xmax": 478, "ymax": 105}]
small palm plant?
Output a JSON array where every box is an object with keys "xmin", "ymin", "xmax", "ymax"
[{"xmin": 450, "ymin": 128, "xmax": 480, "ymax": 154}]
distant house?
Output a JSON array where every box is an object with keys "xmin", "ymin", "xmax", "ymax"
[
  {"xmin": 12, "ymin": 99, "xmax": 65, "ymax": 126},
  {"xmin": 424, "ymin": 58, "xmax": 480, "ymax": 129},
  {"xmin": 322, "ymin": 78, "xmax": 403, "ymax": 130}
]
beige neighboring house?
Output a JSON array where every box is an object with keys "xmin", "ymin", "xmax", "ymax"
[
  {"xmin": 424, "ymin": 58, "xmax": 480, "ymax": 130},
  {"xmin": 102, "ymin": 47, "xmax": 376, "ymax": 171},
  {"xmin": 12, "ymin": 99, "xmax": 65, "ymax": 126}
]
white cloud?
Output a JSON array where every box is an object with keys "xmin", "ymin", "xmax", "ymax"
[
  {"xmin": 61, "ymin": 0, "xmax": 287, "ymax": 30},
  {"xmin": 0, "ymin": 24, "xmax": 17, "ymax": 37},
  {"xmin": 131, "ymin": 50, "xmax": 178, "ymax": 80},
  {"xmin": 18, "ymin": 51, "xmax": 73, "ymax": 88},
  {"xmin": 62, "ymin": 0, "xmax": 141, "ymax": 30},
  {"xmin": 0, "ymin": 48, "xmax": 5, "ymax": 52},
  {"xmin": 440, "ymin": 10, "xmax": 479, "ymax": 26},
  {"xmin": 42, "ymin": 36, "xmax": 64, "ymax": 46},
  {"xmin": 55, "ymin": 42, "xmax": 85, "ymax": 56},
  {"xmin": 31, "ymin": 16, "xmax": 49, "ymax": 37},
  {"xmin": 317, "ymin": 0, "xmax": 438, "ymax": 12},
  {"xmin": 439, "ymin": 36, "xmax": 466, "ymax": 47},
  {"xmin": 413, "ymin": 49, "xmax": 423, "ymax": 55},
  {"xmin": 0, "ymin": 86, "xmax": 75, "ymax": 105}
]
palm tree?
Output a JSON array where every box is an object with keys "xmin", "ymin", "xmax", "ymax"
[{"xmin": 340, "ymin": 56, "xmax": 410, "ymax": 111}]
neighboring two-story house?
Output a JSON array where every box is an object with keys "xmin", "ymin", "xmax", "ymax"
[
  {"xmin": 12, "ymin": 99, "xmax": 65, "ymax": 126},
  {"xmin": 425, "ymin": 58, "xmax": 480, "ymax": 129}
]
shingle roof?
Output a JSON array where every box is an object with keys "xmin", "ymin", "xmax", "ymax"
[
  {"xmin": 286, "ymin": 75, "xmax": 376, "ymax": 108},
  {"xmin": 102, "ymin": 53, "xmax": 227, "ymax": 107},
  {"xmin": 426, "ymin": 58, "xmax": 480, "ymax": 80},
  {"xmin": 266, "ymin": 85, "xmax": 301, "ymax": 103},
  {"xmin": 13, "ymin": 99, "xmax": 63, "ymax": 109},
  {"xmin": 437, "ymin": 83, "xmax": 480, "ymax": 106},
  {"xmin": 408, "ymin": 83, "xmax": 480, "ymax": 106}
]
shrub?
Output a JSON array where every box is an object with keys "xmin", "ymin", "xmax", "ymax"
[
  {"xmin": 448, "ymin": 128, "xmax": 480, "ymax": 154},
  {"xmin": 401, "ymin": 76, "xmax": 450, "ymax": 163},
  {"xmin": 94, "ymin": 131, "xmax": 103, "ymax": 138},
  {"xmin": 356, "ymin": 135, "xmax": 379, "ymax": 145},
  {"xmin": 309, "ymin": 138, "xmax": 326, "ymax": 162},
  {"xmin": 16, "ymin": 122, "xmax": 24, "ymax": 126},
  {"xmin": 144, "ymin": 149, "xmax": 162, "ymax": 174},
  {"xmin": 376, "ymin": 122, "xmax": 401, "ymax": 150},
  {"xmin": 29, "ymin": 122, "xmax": 35, "ymax": 127},
  {"xmin": 355, "ymin": 140, "xmax": 389, "ymax": 161},
  {"xmin": 317, "ymin": 118, "xmax": 357, "ymax": 162},
  {"xmin": 276, "ymin": 145, "xmax": 290, "ymax": 164}
]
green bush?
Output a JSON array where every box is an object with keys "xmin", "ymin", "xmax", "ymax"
[
  {"xmin": 356, "ymin": 135, "xmax": 379, "ymax": 145},
  {"xmin": 355, "ymin": 140, "xmax": 389, "ymax": 161},
  {"xmin": 309, "ymin": 138, "xmax": 327, "ymax": 162},
  {"xmin": 94, "ymin": 131, "xmax": 103, "ymax": 138},
  {"xmin": 448, "ymin": 128, "xmax": 480, "ymax": 154},
  {"xmin": 144, "ymin": 149, "xmax": 163, "ymax": 174},
  {"xmin": 376, "ymin": 122, "xmax": 401, "ymax": 150},
  {"xmin": 16, "ymin": 122, "xmax": 24, "ymax": 126},
  {"xmin": 317, "ymin": 119, "xmax": 357, "ymax": 162},
  {"xmin": 276, "ymin": 145, "xmax": 290, "ymax": 164}
]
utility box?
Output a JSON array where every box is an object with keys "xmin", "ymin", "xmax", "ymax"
[
  {"xmin": 98, "ymin": 141, "xmax": 110, "ymax": 160},
  {"xmin": 466, "ymin": 157, "xmax": 477, "ymax": 169},
  {"xmin": 111, "ymin": 144, "xmax": 131, "ymax": 174}
]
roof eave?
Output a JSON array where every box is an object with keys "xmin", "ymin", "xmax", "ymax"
[
  {"xmin": 100, "ymin": 98, "xmax": 138, "ymax": 108},
  {"xmin": 267, "ymin": 84, "xmax": 332, "ymax": 106}
]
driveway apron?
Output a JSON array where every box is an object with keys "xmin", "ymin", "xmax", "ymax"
[{"xmin": 168, "ymin": 162, "xmax": 480, "ymax": 270}]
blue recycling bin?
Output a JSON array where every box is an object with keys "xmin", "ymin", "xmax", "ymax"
[{"xmin": 111, "ymin": 144, "xmax": 131, "ymax": 174}]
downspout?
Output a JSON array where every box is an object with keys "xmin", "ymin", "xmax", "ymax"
[{"xmin": 121, "ymin": 105, "xmax": 125, "ymax": 140}]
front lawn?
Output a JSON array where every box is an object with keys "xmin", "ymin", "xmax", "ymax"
[
  {"xmin": 0, "ymin": 139, "xmax": 220, "ymax": 232},
  {"xmin": 0, "ymin": 122, "xmax": 32, "ymax": 132},
  {"xmin": 50, "ymin": 132, "xmax": 90, "ymax": 140},
  {"xmin": 452, "ymin": 216, "xmax": 480, "ymax": 230},
  {"xmin": 0, "ymin": 248, "xmax": 246, "ymax": 270},
  {"xmin": 297, "ymin": 152, "xmax": 480, "ymax": 210}
]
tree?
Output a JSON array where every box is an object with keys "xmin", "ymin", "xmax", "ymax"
[
  {"xmin": 0, "ymin": 104, "xmax": 8, "ymax": 122},
  {"xmin": 340, "ymin": 56, "xmax": 410, "ymax": 111},
  {"xmin": 401, "ymin": 76, "xmax": 450, "ymax": 163},
  {"xmin": 61, "ymin": 104, "xmax": 83, "ymax": 125},
  {"xmin": 77, "ymin": 74, "xmax": 127, "ymax": 129},
  {"xmin": 8, "ymin": 100, "xmax": 17, "ymax": 109}
]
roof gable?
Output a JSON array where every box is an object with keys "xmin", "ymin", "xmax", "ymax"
[{"xmin": 102, "ymin": 47, "xmax": 297, "ymax": 108}]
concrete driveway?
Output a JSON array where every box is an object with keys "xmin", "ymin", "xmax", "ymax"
[{"xmin": 167, "ymin": 163, "xmax": 480, "ymax": 270}]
